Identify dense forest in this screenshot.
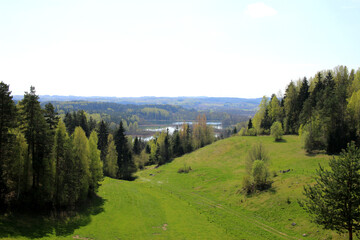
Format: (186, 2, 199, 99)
(41, 101, 252, 131)
(0, 82, 216, 211)
(242, 65, 360, 154)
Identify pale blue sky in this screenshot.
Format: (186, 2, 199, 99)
(1, 0, 359, 97)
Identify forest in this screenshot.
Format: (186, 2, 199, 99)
(0, 83, 217, 211)
(241, 65, 360, 154)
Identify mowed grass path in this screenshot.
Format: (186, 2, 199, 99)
(1, 136, 347, 239)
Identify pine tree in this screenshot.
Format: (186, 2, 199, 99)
(247, 118, 253, 129)
(19, 86, 52, 197)
(78, 110, 89, 137)
(0, 81, 17, 207)
(44, 103, 59, 131)
(302, 142, 360, 240)
(97, 120, 109, 163)
(133, 136, 141, 155)
(172, 129, 183, 157)
(115, 122, 136, 180)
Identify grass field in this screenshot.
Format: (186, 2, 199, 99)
(0, 135, 347, 239)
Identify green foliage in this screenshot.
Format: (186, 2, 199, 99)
(88, 131, 103, 192)
(72, 127, 91, 202)
(243, 142, 271, 194)
(0, 81, 18, 207)
(302, 142, 360, 239)
(97, 120, 109, 163)
(245, 142, 269, 173)
(270, 121, 283, 141)
(251, 160, 271, 190)
(104, 134, 118, 178)
(115, 122, 136, 180)
(252, 96, 268, 134)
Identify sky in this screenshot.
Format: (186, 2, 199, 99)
(1, 0, 360, 98)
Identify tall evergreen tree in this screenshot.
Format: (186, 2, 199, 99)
(172, 129, 183, 157)
(97, 120, 109, 163)
(44, 103, 59, 131)
(78, 110, 89, 137)
(0, 81, 17, 208)
(133, 136, 141, 155)
(247, 118, 253, 129)
(19, 86, 52, 198)
(114, 122, 136, 180)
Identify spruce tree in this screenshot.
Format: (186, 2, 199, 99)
(19, 86, 52, 197)
(115, 122, 136, 180)
(97, 120, 109, 163)
(133, 136, 141, 155)
(0, 81, 17, 207)
(44, 103, 59, 131)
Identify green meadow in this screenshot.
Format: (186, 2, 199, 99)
(0, 135, 346, 239)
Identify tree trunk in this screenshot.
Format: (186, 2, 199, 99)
(349, 226, 352, 240)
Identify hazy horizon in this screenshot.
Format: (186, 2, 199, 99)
(1, 1, 359, 98)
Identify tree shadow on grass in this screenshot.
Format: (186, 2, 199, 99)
(274, 139, 287, 143)
(0, 194, 105, 239)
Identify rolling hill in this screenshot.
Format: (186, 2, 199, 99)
(1, 135, 344, 240)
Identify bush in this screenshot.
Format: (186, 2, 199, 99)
(270, 121, 283, 141)
(242, 143, 272, 194)
(242, 175, 254, 194)
(177, 164, 192, 173)
(247, 128, 257, 136)
(252, 160, 271, 190)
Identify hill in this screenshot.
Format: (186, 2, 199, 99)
(0, 135, 344, 239)
(12, 96, 261, 111)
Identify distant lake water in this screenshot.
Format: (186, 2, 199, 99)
(143, 121, 222, 141)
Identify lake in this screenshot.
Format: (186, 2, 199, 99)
(142, 121, 222, 141)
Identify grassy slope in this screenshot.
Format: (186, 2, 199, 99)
(1, 136, 346, 239)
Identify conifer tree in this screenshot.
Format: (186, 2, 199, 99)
(19, 86, 52, 197)
(247, 118, 253, 129)
(115, 122, 136, 180)
(44, 103, 59, 131)
(97, 120, 109, 163)
(302, 142, 360, 240)
(0, 81, 17, 207)
(133, 136, 141, 155)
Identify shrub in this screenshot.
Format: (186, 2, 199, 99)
(177, 164, 192, 173)
(270, 121, 283, 141)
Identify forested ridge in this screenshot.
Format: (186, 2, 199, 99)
(243, 65, 360, 154)
(0, 82, 217, 211)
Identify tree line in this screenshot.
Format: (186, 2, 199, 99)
(0, 83, 133, 211)
(0, 82, 218, 211)
(242, 65, 360, 154)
